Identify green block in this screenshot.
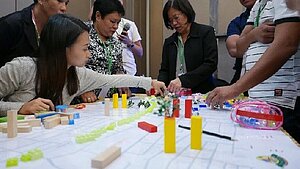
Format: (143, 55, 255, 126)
(106, 122, 116, 130)
(20, 154, 31, 162)
(76, 135, 90, 144)
(6, 157, 18, 168)
(0, 115, 25, 123)
(90, 131, 102, 138)
(117, 119, 126, 126)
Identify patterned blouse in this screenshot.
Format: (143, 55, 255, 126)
(85, 21, 124, 75)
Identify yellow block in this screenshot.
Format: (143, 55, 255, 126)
(191, 116, 202, 150)
(164, 117, 176, 153)
(113, 93, 118, 108)
(122, 94, 127, 108)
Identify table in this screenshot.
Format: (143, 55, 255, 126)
(0, 97, 299, 169)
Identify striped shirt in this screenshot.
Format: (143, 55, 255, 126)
(245, 0, 300, 109)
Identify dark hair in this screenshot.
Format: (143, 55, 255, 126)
(163, 0, 195, 29)
(91, 0, 125, 22)
(35, 14, 89, 105)
(34, 0, 37, 3)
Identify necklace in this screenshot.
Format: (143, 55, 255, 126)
(31, 10, 40, 46)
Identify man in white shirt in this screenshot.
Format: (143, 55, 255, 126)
(115, 17, 143, 75)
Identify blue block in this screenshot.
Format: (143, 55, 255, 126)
(56, 105, 68, 112)
(69, 119, 75, 125)
(199, 104, 207, 108)
(73, 113, 80, 119)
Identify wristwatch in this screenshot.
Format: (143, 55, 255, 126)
(127, 42, 134, 48)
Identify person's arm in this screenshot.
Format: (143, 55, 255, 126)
(236, 22, 276, 57)
(235, 25, 255, 57)
(77, 68, 166, 95)
(0, 58, 54, 116)
(226, 35, 241, 58)
(233, 21, 300, 94)
(226, 18, 243, 58)
(0, 58, 27, 115)
(117, 31, 143, 57)
(130, 40, 143, 58)
(129, 23, 143, 57)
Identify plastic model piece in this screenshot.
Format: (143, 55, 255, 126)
(6, 157, 18, 167)
(138, 121, 157, 133)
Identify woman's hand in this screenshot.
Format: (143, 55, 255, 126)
(80, 91, 97, 103)
(151, 80, 167, 96)
(168, 78, 182, 93)
(118, 87, 132, 97)
(19, 98, 54, 115)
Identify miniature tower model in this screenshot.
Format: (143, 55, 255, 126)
(164, 117, 176, 153)
(122, 94, 127, 108)
(113, 93, 118, 108)
(185, 99, 192, 118)
(7, 110, 17, 138)
(104, 98, 110, 116)
(191, 115, 202, 150)
(172, 98, 180, 118)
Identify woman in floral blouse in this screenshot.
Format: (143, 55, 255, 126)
(77, 0, 127, 103)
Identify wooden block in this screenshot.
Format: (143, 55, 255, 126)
(43, 114, 60, 122)
(2, 125, 32, 133)
(91, 146, 121, 169)
(172, 98, 180, 118)
(121, 94, 127, 108)
(18, 119, 41, 127)
(59, 113, 74, 120)
(191, 116, 202, 150)
(17, 126, 32, 133)
(164, 117, 176, 153)
(112, 93, 118, 108)
(60, 117, 69, 125)
(185, 99, 192, 118)
(44, 117, 61, 129)
(104, 98, 110, 116)
(7, 110, 17, 138)
(138, 121, 157, 133)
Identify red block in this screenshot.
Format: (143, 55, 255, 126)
(172, 98, 180, 118)
(150, 88, 155, 95)
(185, 99, 192, 118)
(138, 121, 157, 133)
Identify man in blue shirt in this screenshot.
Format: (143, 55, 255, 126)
(226, 0, 256, 84)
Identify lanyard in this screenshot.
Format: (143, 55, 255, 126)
(103, 43, 113, 74)
(254, 0, 268, 27)
(177, 36, 185, 66)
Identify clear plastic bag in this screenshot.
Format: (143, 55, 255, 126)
(231, 100, 283, 130)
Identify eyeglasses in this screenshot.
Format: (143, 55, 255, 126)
(57, 0, 69, 5)
(168, 13, 183, 24)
